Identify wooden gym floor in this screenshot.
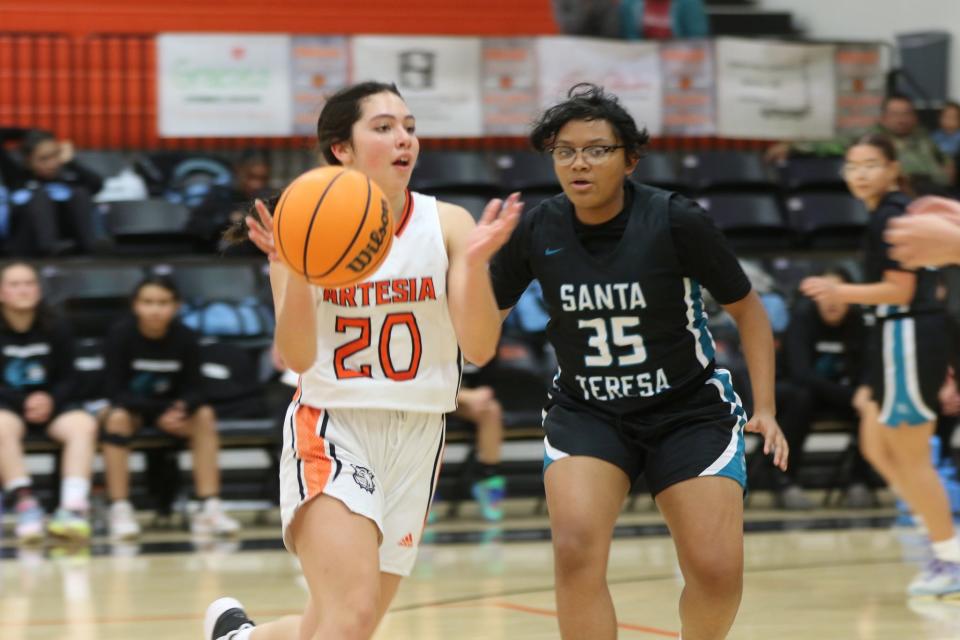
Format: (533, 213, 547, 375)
(1, 499, 959, 640)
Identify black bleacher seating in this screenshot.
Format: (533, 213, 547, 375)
(785, 192, 869, 249)
(166, 263, 262, 302)
(682, 151, 778, 192)
(43, 264, 146, 338)
(442, 194, 491, 221)
(101, 199, 193, 255)
(632, 152, 686, 191)
(697, 193, 791, 250)
(497, 150, 558, 193)
(780, 156, 846, 192)
(73, 150, 132, 180)
(410, 151, 500, 196)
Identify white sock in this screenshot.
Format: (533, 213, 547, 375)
(5, 476, 31, 493)
(932, 537, 960, 563)
(61, 476, 90, 512)
(234, 627, 254, 640)
(203, 497, 222, 513)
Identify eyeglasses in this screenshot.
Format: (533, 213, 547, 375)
(548, 145, 625, 165)
(841, 162, 889, 177)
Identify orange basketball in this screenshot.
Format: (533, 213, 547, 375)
(273, 166, 394, 287)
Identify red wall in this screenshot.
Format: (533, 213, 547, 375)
(0, 2, 765, 151)
(0, 1, 558, 35)
(0, 1, 558, 149)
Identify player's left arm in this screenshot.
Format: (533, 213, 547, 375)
(724, 291, 788, 471)
(440, 194, 523, 366)
(669, 195, 787, 470)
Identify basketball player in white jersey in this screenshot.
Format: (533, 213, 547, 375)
(204, 82, 522, 640)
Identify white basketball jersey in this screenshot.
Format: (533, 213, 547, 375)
(298, 191, 462, 413)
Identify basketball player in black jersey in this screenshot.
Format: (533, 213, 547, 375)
(490, 84, 787, 640)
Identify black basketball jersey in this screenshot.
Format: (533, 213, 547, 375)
(864, 191, 944, 319)
(491, 179, 751, 416)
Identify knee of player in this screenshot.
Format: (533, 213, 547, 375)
(103, 408, 135, 436)
(552, 526, 607, 572)
(0, 410, 25, 438)
(63, 411, 98, 439)
(684, 551, 743, 594)
(324, 598, 379, 639)
(479, 398, 503, 423)
(193, 405, 217, 427)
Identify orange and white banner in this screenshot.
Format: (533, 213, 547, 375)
(660, 40, 716, 136)
(290, 36, 350, 137)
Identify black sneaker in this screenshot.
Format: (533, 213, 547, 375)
(204, 597, 256, 640)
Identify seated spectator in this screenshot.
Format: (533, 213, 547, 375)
(100, 276, 239, 540)
(552, 0, 708, 39)
(766, 95, 954, 195)
(769, 267, 873, 509)
(453, 385, 506, 522)
(0, 262, 98, 542)
(0, 128, 106, 256)
(933, 101, 960, 176)
(187, 150, 271, 254)
(877, 94, 955, 193)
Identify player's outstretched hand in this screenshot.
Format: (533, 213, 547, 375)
(466, 192, 524, 265)
(745, 412, 788, 471)
(799, 276, 840, 306)
(884, 196, 960, 268)
(246, 198, 279, 262)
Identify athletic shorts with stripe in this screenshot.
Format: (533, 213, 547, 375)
(279, 403, 445, 576)
(866, 314, 948, 428)
(543, 368, 747, 496)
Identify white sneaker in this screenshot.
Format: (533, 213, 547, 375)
(191, 500, 241, 537)
(14, 497, 46, 544)
(109, 501, 141, 540)
(204, 597, 255, 640)
(907, 558, 960, 597)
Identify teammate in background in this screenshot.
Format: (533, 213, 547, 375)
(0, 262, 97, 542)
(801, 133, 958, 596)
(204, 81, 521, 640)
(101, 276, 240, 540)
(489, 84, 786, 640)
(455, 384, 506, 521)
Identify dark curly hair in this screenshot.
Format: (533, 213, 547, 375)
(530, 83, 649, 160)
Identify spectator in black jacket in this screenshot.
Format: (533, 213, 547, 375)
(0, 262, 97, 542)
(771, 267, 874, 509)
(101, 275, 239, 540)
(0, 128, 106, 256)
(187, 149, 272, 254)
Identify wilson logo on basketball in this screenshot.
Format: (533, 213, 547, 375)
(346, 197, 391, 274)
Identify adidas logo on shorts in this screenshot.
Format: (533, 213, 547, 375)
(398, 533, 414, 547)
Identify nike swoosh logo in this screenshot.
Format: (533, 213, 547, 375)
(545, 248, 563, 256)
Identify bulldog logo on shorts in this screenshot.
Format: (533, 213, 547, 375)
(352, 465, 376, 494)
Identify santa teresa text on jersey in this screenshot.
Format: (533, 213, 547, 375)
(560, 281, 671, 402)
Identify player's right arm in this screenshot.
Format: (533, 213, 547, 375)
(247, 199, 318, 373)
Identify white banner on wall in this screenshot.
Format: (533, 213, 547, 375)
(536, 37, 663, 136)
(158, 34, 293, 137)
(352, 36, 484, 137)
(716, 38, 837, 140)
(290, 36, 350, 137)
